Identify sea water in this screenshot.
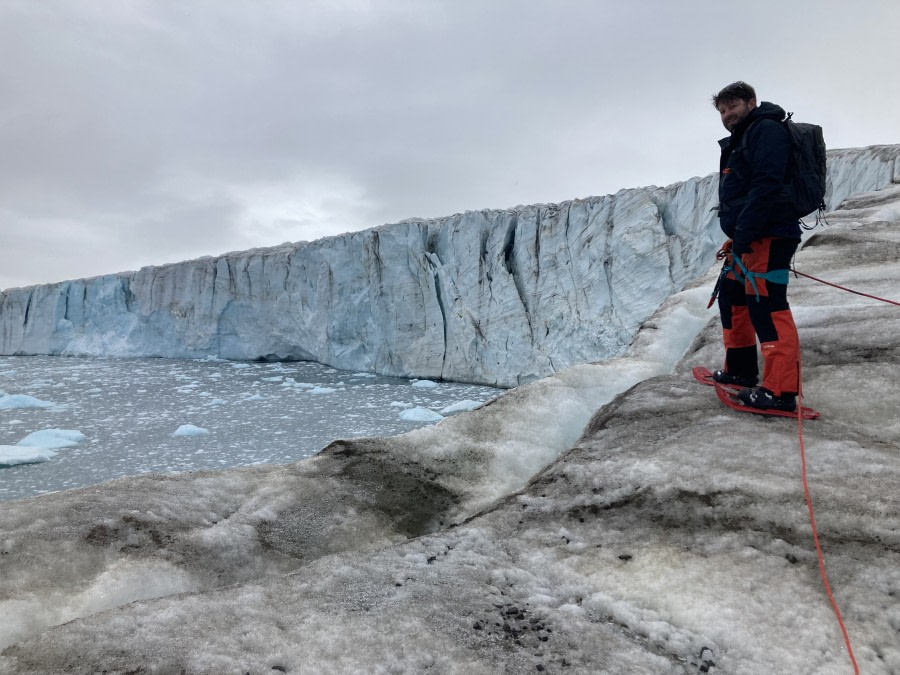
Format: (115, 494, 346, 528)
(0, 356, 501, 501)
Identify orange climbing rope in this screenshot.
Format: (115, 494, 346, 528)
(790, 262, 900, 672)
(793, 267, 900, 307)
(796, 365, 859, 673)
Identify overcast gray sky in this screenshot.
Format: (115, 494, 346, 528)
(2, 0, 898, 290)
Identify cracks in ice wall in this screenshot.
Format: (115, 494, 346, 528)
(534, 207, 543, 287)
(430, 259, 449, 376)
(371, 230, 385, 291)
(501, 214, 535, 342)
(561, 202, 583, 322)
(120, 278, 135, 315)
(22, 293, 32, 331)
(422, 226, 450, 377)
(647, 193, 678, 285)
(602, 203, 617, 319)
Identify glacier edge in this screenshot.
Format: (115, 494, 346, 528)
(1, 145, 898, 387)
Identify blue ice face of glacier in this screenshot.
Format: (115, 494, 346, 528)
(3, 146, 897, 389)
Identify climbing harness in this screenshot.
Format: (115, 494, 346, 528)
(706, 245, 790, 307)
(708, 251, 900, 309)
(731, 254, 789, 301)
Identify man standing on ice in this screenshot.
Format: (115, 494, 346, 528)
(710, 81, 802, 412)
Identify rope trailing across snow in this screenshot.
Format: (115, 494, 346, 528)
(793, 268, 900, 306)
(795, 361, 859, 673)
(788, 263, 900, 672)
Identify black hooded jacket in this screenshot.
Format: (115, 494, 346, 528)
(718, 101, 801, 254)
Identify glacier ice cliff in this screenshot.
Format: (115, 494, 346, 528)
(1, 145, 898, 387)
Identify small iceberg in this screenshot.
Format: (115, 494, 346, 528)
(17, 429, 86, 449)
(399, 407, 444, 423)
(0, 393, 56, 410)
(173, 424, 210, 437)
(0, 445, 57, 467)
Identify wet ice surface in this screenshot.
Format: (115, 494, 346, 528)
(0, 356, 500, 501)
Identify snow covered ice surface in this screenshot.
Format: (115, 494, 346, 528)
(0, 359, 499, 501)
(0, 183, 899, 673)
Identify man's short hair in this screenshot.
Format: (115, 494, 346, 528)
(712, 81, 756, 108)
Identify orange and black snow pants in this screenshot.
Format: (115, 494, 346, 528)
(717, 237, 801, 396)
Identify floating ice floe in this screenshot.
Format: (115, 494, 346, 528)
(0, 445, 57, 466)
(281, 378, 316, 389)
(0, 393, 56, 410)
(399, 407, 444, 422)
(17, 429, 86, 449)
(172, 425, 209, 437)
(411, 380, 439, 389)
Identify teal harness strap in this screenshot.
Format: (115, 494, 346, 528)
(757, 269, 790, 284)
(731, 256, 790, 301)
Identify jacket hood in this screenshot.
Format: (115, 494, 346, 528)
(734, 101, 785, 134)
(749, 101, 786, 123)
(720, 101, 786, 147)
